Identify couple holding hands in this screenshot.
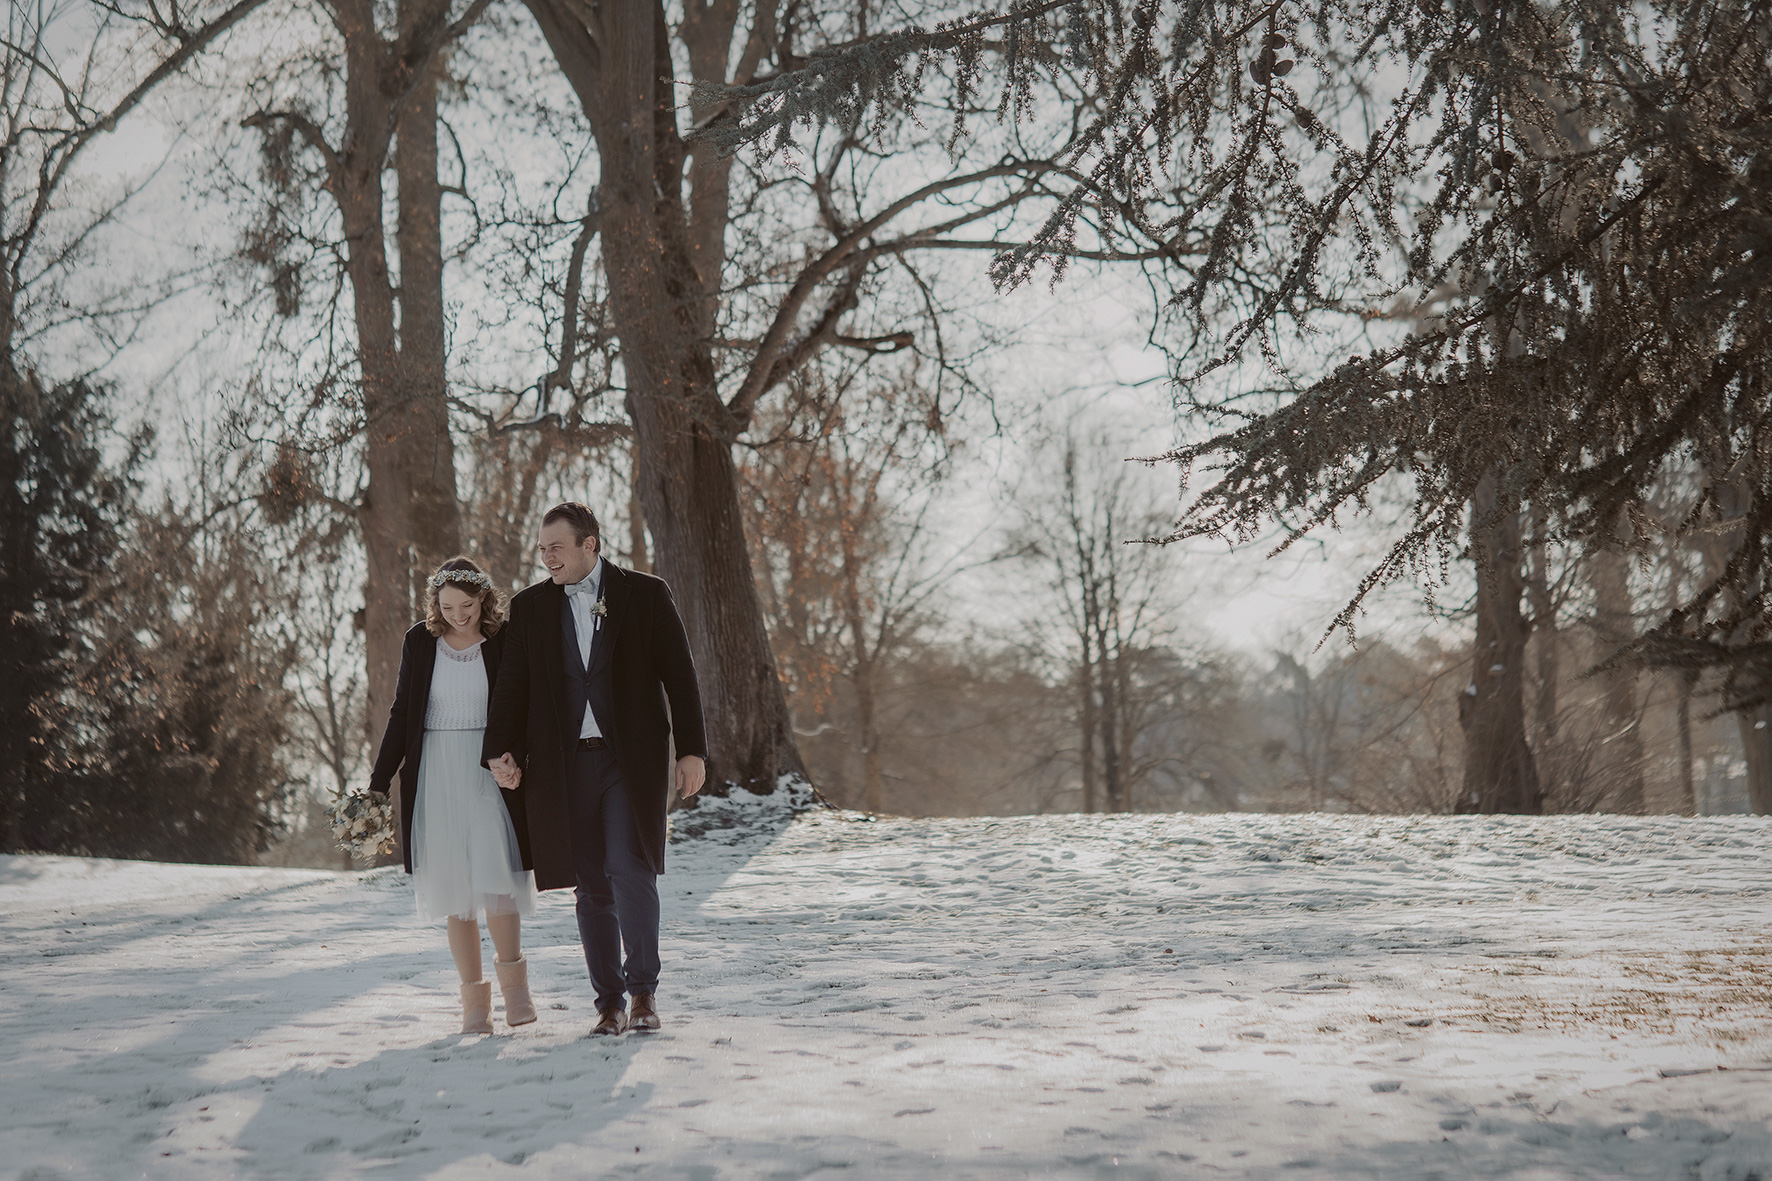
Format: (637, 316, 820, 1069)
(368, 501, 708, 1038)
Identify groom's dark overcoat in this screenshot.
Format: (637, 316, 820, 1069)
(482, 563, 707, 889)
(369, 623, 531, 875)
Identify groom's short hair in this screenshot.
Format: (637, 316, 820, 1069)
(543, 501, 601, 548)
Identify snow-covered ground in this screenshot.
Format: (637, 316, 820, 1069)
(3, 803, 1770, 1179)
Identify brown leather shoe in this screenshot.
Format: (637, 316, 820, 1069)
(591, 1005, 627, 1036)
(628, 992, 660, 1032)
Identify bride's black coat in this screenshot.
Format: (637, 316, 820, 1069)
(368, 622, 532, 875)
(482, 564, 707, 890)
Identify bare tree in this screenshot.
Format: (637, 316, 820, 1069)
(504, 0, 1202, 790)
(711, 1, 1772, 813)
(1256, 639, 1464, 814)
(1013, 429, 1190, 813)
(237, 0, 493, 744)
(742, 365, 967, 811)
(0, 0, 272, 370)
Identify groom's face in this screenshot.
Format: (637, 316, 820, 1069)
(538, 519, 599, 585)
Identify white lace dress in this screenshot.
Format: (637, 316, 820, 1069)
(408, 636, 536, 921)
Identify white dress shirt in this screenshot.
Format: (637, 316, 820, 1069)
(566, 558, 604, 739)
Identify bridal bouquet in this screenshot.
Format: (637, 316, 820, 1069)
(329, 791, 397, 860)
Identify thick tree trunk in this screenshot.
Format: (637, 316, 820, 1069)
(330, 0, 462, 748)
(626, 397, 803, 789)
(339, 187, 411, 752)
(392, 4, 464, 595)
(1589, 536, 1645, 812)
(1457, 475, 1542, 814)
(626, 442, 651, 573)
(521, 0, 803, 791)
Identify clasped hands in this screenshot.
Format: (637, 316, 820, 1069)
(489, 753, 522, 790)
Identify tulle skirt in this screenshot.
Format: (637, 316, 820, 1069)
(410, 728, 535, 922)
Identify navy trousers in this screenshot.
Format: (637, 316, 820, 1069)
(564, 746, 660, 1011)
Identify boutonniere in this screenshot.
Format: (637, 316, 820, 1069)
(589, 599, 608, 619)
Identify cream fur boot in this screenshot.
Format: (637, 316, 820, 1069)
(495, 955, 537, 1027)
(460, 980, 493, 1035)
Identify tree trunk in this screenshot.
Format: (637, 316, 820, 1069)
(1457, 474, 1542, 813)
(1097, 636, 1123, 812)
(392, 0, 464, 595)
(1678, 671, 1697, 814)
(1740, 703, 1772, 814)
(1078, 646, 1097, 814)
(1666, 542, 1697, 814)
(1526, 503, 1559, 744)
(336, 147, 408, 752)
(1589, 534, 1645, 811)
(627, 398, 804, 789)
(627, 441, 651, 573)
(322, 0, 463, 752)
(523, 0, 803, 791)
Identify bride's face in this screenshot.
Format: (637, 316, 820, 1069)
(438, 585, 483, 635)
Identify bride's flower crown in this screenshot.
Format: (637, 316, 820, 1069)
(429, 568, 493, 591)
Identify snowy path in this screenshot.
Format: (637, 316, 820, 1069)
(2, 807, 1770, 1179)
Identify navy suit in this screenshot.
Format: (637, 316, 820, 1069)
(561, 587, 658, 1007)
(484, 563, 707, 1012)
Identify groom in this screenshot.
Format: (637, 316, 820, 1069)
(483, 501, 707, 1035)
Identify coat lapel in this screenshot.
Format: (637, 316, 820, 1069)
(408, 630, 438, 751)
(590, 561, 628, 678)
(481, 633, 501, 693)
(537, 580, 569, 723)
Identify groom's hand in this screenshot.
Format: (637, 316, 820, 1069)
(490, 752, 521, 790)
(675, 755, 706, 799)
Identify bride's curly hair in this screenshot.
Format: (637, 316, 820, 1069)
(423, 556, 507, 638)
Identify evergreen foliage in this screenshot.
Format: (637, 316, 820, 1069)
(63, 507, 300, 864)
(0, 371, 138, 851)
(0, 369, 297, 862)
(710, 0, 1772, 679)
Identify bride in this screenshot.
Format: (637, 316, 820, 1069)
(369, 557, 539, 1034)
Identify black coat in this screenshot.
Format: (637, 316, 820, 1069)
(368, 623, 532, 875)
(482, 563, 707, 888)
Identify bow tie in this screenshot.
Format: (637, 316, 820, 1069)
(565, 577, 599, 599)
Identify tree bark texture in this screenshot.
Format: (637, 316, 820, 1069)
(326, 0, 463, 750)
(1457, 476, 1542, 814)
(523, 0, 802, 790)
